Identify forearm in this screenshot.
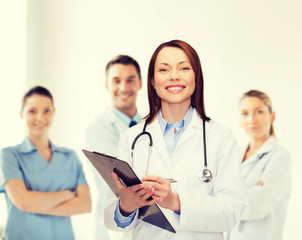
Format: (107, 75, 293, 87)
(5, 179, 75, 213)
(21, 190, 75, 213)
(41, 185, 91, 216)
(240, 184, 288, 220)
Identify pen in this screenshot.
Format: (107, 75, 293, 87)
(165, 178, 178, 183)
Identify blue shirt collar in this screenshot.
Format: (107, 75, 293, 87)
(18, 136, 69, 154)
(18, 136, 37, 153)
(158, 106, 194, 134)
(111, 106, 140, 126)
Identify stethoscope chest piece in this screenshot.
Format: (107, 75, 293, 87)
(199, 168, 213, 183)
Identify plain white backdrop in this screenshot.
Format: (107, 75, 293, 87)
(1, 1, 301, 239)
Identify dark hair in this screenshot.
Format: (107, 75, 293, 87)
(145, 39, 210, 123)
(21, 86, 54, 111)
(240, 89, 275, 136)
(105, 55, 141, 80)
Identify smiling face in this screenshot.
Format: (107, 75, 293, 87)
(21, 94, 55, 138)
(106, 64, 142, 117)
(152, 47, 195, 109)
(239, 96, 275, 141)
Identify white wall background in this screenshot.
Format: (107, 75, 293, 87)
(1, 0, 301, 239)
(0, 0, 26, 234)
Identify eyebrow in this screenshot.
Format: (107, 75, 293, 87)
(27, 105, 53, 109)
(241, 106, 265, 111)
(128, 75, 137, 78)
(254, 106, 265, 110)
(157, 61, 191, 67)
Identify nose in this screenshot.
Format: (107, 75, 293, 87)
(247, 113, 256, 123)
(36, 112, 44, 121)
(119, 81, 128, 92)
(170, 69, 179, 81)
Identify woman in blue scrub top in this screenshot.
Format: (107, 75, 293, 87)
(227, 90, 291, 240)
(0, 86, 91, 240)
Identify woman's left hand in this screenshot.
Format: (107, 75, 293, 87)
(142, 175, 180, 213)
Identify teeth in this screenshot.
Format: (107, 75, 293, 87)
(167, 86, 183, 91)
(35, 124, 46, 129)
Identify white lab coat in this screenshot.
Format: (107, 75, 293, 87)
(84, 107, 131, 240)
(104, 110, 246, 240)
(227, 136, 291, 240)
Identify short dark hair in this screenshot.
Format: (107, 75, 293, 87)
(145, 39, 210, 123)
(105, 55, 141, 80)
(21, 86, 54, 111)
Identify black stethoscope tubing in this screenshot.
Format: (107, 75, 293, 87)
(131, 117, 212, 183)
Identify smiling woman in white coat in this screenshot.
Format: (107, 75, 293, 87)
(227, 90, 292, 240)
(104, 40, 246, 240)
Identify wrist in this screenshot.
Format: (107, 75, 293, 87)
(171, 193, 180, 213)
(119, 202, 135, 217)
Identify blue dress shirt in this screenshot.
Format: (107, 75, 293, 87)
(111, 106, 141, 127)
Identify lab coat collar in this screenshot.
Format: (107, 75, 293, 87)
(190, 109, 207, 129)
(242, 136, 277, 163)
(145, 108, 204, 131)
(255, 136, 277, 157)
(104, 107, 119, 124)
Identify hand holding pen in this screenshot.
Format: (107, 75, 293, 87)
(141, 175, 180, 213)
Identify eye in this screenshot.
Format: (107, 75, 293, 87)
(241, 112, 248, 116)
(127, 78, 135, 83)
(158, 68, 168, 72)
(28, 109, 36, 114)
(256, 110, 263, 114)
(180, 66, 191, 71)
(112, 79, 120, 84)
(44, 109, 52, 114)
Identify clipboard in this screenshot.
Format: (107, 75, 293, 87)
(82, 149, 176, 233)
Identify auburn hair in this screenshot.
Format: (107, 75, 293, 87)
(145, 39, 210, 123)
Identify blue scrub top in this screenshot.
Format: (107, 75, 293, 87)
(0, 137, 87, 240)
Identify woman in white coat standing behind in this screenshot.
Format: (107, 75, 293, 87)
(227, 90, 291, 240)
(104, 40, 246, 240)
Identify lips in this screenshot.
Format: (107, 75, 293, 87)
(249, 126, 259, 131)
(34, 123, 47, 130)
(117, 92, 133, 101)
(166, 85, 185, 93)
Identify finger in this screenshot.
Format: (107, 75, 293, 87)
(144, 196, 159, 206)
(133, 186, 149, 198)
(142, 175, 161, 183)
(110, 172, 126, 190)
(141, 181, 165, 191)
(129, 183, 145, 193)
(256, 180, 264, 186)
(139, 187, 155, 201)
(142, 175, 167, 184)
(141, 180, 156, 188)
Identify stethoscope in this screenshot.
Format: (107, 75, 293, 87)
(130, 118, 213, 183)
